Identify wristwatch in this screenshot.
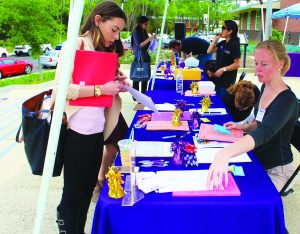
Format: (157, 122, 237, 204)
(222, 67, 227, 72)
(94, 85, 102, 97)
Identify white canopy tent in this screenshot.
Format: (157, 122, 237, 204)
(272, 3, 300, 43)
(33, 0, 170, 232)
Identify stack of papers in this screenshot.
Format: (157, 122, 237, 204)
(189, 108, 227, 115)
(144, 103, 176, 111)
(135, 141, 173, 157)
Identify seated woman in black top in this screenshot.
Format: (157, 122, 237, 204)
(222, 80, 260, 122)
(207, 40, 299, 192)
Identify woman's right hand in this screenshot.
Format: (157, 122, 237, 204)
(100, 81, 121, 96)
(224, 121, 243, 130)
(149, 34, 157, 41)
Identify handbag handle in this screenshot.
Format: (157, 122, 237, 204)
(137, 46, 144, 63)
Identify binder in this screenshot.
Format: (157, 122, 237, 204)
(69, 50, 117, 107)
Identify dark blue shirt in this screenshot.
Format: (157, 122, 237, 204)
(181, 37, 209, 55)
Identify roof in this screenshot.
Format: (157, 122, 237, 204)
(230, 1, 280, 14)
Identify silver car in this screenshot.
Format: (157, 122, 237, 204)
(40, 50, 60, 68)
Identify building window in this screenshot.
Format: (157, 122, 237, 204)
(240, 13, 244, 30)
(247, 12, 251, 30)
(255, 10, 261, 30)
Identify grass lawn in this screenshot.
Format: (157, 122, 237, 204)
(0, 71, 55, 88)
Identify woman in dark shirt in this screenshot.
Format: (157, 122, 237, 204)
(131, 16, 156, 95)
(222, 80, 260, 122)
(207, 40, 299, 192)
(207, 20, 241, 98)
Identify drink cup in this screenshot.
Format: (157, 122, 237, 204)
(118, 139, 136, 168)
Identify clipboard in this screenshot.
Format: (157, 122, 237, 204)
(69, 50, 117, 107)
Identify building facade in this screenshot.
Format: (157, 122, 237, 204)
(231, 0, 300, 45)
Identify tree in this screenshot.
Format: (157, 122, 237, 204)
(0, 0, 64, 55)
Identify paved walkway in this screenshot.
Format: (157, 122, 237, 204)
(0, 67, 299, 233)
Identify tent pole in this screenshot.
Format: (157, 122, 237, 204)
(33, 0, 85, 233)
(150, 0, 169, 90)
(282, 16, 289, 44)
(260, 3, 265, 40)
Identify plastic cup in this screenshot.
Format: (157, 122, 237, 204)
(118, 139, 136, 168)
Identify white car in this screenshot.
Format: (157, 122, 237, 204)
(14, 45, 32, 56)
(41, 44, 53, 53)
(40, 50, 60, 68)
(0, 48, 8, 57)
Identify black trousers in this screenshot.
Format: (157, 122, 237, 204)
(57, 129, 103, 233)
(133, 81, 148, 96)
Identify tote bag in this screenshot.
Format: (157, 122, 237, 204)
(16, 90, 66, 176)
(130, 48, 151, 81)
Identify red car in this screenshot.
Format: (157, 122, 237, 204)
(0, 58, 33, 79)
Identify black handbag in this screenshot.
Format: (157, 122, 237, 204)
(130, 48, 151, 81)
(16, 89, 66, 177)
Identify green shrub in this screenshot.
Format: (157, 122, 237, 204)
(271, 28, 283, 42)
(0, 71, 55, 87)
(120, 49, 173, 65)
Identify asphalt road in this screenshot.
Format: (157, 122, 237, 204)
(9, 54, 54, 73)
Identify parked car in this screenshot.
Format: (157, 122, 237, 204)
(14, 45, 32, 56)
(41, 44, 53, 53)
(55, 44, 63, 50)
(40, 50, 60, 68)
(0, 58, 33, 79)
(121, 37, 131, 50)
(0, 48, 8, 57)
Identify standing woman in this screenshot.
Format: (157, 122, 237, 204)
(207, 40, 299, 192)
(53, 2, 127, 233)
(207, 20, 241, 98)
(131, 16, 156, 95)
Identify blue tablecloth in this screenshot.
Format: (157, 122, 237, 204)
(92, 91, 286, 234)
(286, 52, 300, 77)
(148, 66, 208, 91)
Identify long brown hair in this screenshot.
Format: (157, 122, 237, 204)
(80, 1, 127, 54)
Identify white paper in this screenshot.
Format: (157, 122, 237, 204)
(189, 108, 227, 115)
(196, 147, 252, 163)
(144, 103, 176, 111)
(136, 172, 162, 194)
(123, 85, 158, 113)
(135, 141, 173, 157)
(149, 39, 158, 54)
(156, 170, 212, 193)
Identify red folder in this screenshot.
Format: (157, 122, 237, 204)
(198, 123, 243, 142)
(69, 50, 117, 107)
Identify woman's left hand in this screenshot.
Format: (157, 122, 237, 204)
(214, 68, 224, 78)
(207, 152, 229, 190)
(116, 70, 127, 82)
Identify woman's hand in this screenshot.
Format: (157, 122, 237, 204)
(224, 121, 244, 130)
(207, 152, 229, 190)
(214, 68, 225, 77)
(100, 81, 122, 96)
(149, 34, 157, 41)
(116, 70, 127, 82)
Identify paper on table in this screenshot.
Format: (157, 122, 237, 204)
(173, 173, 241, 196)
(123, 85, 158, 113)
(189, 108, 227, 115)
(185, 90, 216, 97)
(151, 111, 191, 121)
(198, 123, 243, 142)
(144, 103, 176, 111)
(156, 170, 211, 193)
(192, 136, 230, 149)
(146, 121, 190, 131)
(196, 147, 252, 163)
(136, 172, 162, 194)
(135, 141, 173, 157)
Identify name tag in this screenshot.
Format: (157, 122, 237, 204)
(256, 108, 265, 122)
